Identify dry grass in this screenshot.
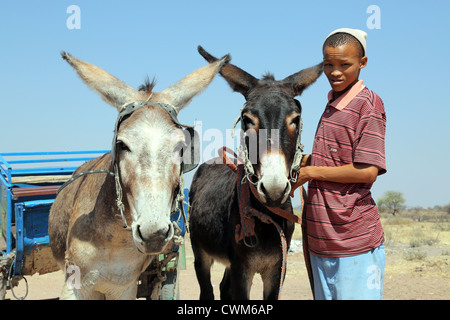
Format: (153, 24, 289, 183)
(381, 210, 450, 282)
(381, 211, 450, 248)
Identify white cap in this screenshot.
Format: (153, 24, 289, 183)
(325, 28, 367, 55)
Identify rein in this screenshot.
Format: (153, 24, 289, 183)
(219, 146, 303, 300)
(56, 166, 132, 229)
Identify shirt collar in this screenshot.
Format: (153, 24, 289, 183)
(327, 80, 365, 110)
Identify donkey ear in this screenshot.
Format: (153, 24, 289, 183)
(160, 53, 231, 113)
(280, 63, 323, 97)
(61, 51, 140, 111)
(198, 46, 259, 99)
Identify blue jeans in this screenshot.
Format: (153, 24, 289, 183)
(309, 245, 385, 300)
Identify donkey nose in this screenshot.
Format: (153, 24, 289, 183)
(134, 222, 174, 254)
(137, 223, 170, 241)
(257, 179, 291, 206)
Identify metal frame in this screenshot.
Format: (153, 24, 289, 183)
(14, 199, 55, 275)
(0, 151, 108, 255)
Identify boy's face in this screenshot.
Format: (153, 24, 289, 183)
(323, 43, 367, 93)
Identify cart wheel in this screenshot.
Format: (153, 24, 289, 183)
(0, 253, 13, 300)
(159, 269, 179, 300)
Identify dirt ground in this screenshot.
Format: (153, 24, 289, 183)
(5, 218, 449, 300)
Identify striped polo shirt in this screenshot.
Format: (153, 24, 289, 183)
(306, 80, 387, 257)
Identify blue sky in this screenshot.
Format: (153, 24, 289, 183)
(1, 1, 449, 208)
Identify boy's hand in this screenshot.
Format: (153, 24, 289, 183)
(290, 154, 312, 194)
(296, 168, 312, 187)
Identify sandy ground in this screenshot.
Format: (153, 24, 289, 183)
(5, 234, 449, 300)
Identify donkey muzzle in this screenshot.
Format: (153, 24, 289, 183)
(256, 176, 291, 206)
(132, 221, 174, 254)
(256, 152, 291, 206)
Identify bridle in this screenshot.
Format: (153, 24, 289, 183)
(231, 100, 305, 187)
(57, 99, 198, 230)
(221, 97, 306, 232)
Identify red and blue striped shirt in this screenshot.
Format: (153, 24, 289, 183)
(306, 81, 387, 257)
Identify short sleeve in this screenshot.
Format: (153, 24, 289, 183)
(353, 98, 387, 175)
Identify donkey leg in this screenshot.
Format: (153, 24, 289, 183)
(230, 263, 253, 300)
(219, 268, 232, 300)
(192, 247, 214, 300)
(262, 264, 283, 300)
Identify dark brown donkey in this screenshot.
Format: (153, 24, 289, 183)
(189, 46, 322, 299)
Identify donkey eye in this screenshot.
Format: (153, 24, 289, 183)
(174, 141, 187, 154)
(117, 140, 131, 152)
(290, 116, 300, 127)
(242, 115, 255, 128)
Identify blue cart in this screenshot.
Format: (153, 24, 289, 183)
(0, 151, 188, 300)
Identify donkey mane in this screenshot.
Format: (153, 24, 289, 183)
(257, 72, 293, 95)
(138, 76, 157, 93)
(261, 72, 276, 81)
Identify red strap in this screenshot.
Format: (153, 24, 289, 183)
(235, 164, 255, 242)
(234, 164, 287, 299)
(218, 146, 243, 173)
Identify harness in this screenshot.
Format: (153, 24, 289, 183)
(57, 100, 198, 230)
(230, 107, 305, 185)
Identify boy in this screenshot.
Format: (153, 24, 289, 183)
(297, 28, 387, 300)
